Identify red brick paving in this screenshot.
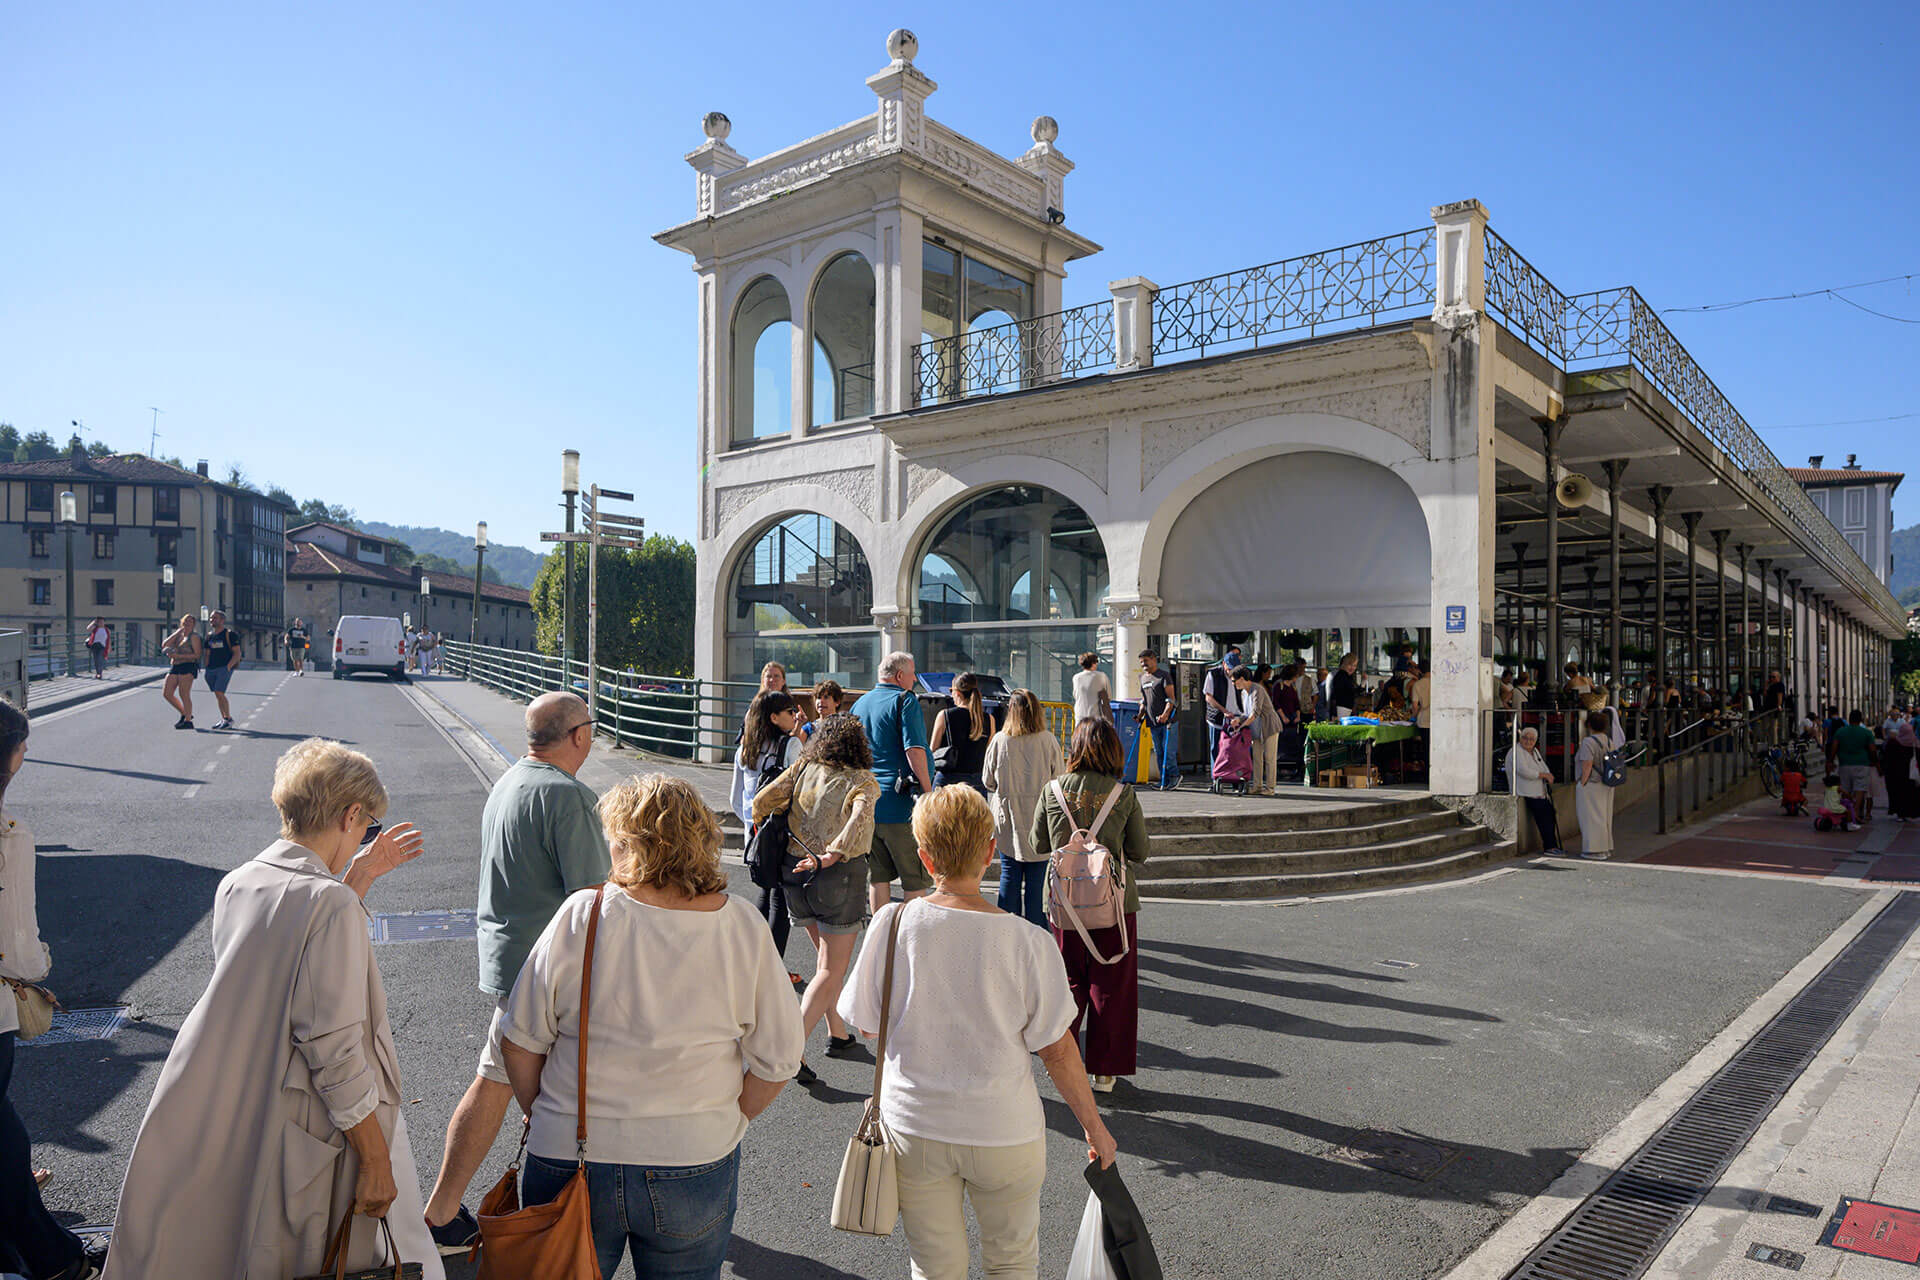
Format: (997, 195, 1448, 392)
(1633, 799, 1870, 878)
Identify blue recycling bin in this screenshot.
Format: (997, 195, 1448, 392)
(1111, 699, 1150, 784)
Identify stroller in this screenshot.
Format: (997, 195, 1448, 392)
(1211, 722, 1253, 795)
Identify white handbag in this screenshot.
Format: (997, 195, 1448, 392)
(831, 905, 906, 1235)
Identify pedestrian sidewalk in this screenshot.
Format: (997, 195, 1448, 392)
(1627, 794, 1920, 888)
(25, 663, 167, 716)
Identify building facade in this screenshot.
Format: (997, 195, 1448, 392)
(660, 31, 1907, 793)
(285, 522, 534, 660)
(0, 453, 291, 663)
(1790, 456, 1902, 588)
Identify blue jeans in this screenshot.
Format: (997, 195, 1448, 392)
(997, 853, 1048, 926)
(522, 1146, 739, 1280)
(1125, 719, 1181, 789)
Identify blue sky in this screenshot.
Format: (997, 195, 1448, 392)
(5, 1, 1916, 552)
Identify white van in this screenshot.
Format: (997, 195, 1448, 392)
(332, 615, 408, 680)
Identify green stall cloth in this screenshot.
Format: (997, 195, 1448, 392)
(1307, 723, 1417, 745)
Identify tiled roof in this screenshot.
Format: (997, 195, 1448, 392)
(0, 454, 208, 484)
(286, 544, 531, 606)
(288, 520, 361, 540)
(1786, 467, 1904, 485)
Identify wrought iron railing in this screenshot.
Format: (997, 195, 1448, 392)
(1484, 229, 1569, 362)
(1152, 228, 1435, 359)
(913, 299, 1114, 406)
(1564, 286, 1898, 618)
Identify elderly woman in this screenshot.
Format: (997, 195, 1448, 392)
(752, 714, 880, 1083)
(1505, 726, 1563, 856)
(982, 690, 1066, 926)
(839, 785, 1115, 1280)
(1031, 718, 1151, 1094)
(502, 774, 803, 1279)
(107, 739, 438, 1278)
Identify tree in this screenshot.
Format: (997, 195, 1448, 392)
(224, 464, 261, 493)
(297, 499, 355, 526)
(531, 535, 696, 676)
(22, 432, 57, 461)
(265, 486, 297, 510)
(416, 551, 501, 584)
(0, 425, 19, 457)
(87, 440, 113, 458)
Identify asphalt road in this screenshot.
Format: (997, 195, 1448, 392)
(12, 670, 1877, 1278)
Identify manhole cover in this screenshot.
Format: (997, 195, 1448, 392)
(1746, 1243, 1804, 1270)
(1820, 1196, 1920, 1265)
(369, 909, 477, 944)
(25, 1007, 129, 1046)
(1326, 1128, 1459, 1181)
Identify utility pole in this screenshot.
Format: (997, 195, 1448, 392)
(470, 522, 488, 647)
(148, 407, 164, 457)
(561, 450, 580, 680)
(60, 491, 77, 678)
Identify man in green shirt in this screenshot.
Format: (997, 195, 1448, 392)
(1832, 709, 1878, 823)
(424, 691, 610, 1249)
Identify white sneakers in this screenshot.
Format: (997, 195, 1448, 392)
(1092, 1075, 1116, 1094)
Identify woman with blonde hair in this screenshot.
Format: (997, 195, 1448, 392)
(160, 613, 201, 729)
(839, 785, 1115, 1280)
(500, 774, 803, 1279)
(928, 671, 999, 792)
(107, 738, 439, 1278)
(981, 690, 1065, 925)
(758, 661, 809, 735)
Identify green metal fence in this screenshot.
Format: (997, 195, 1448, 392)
(438, 639, 759, 759)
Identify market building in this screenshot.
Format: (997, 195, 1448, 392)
(657, 30, 1905, 797)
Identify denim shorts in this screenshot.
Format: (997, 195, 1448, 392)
(784, 855, 869, 934)
(204, 665, 233, 694)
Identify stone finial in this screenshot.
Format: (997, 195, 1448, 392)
(701, 111, 731, 142)
(886, 28, 918, 63)
(1030, 116, 1059, 145)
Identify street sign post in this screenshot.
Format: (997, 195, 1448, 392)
(540, 531, 591, 543)
(581, 483, 643, 733)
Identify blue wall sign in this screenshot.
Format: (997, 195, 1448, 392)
(1445, 606, 1467, 633)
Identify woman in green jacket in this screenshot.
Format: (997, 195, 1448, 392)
(1030, 717, 1151, 1093)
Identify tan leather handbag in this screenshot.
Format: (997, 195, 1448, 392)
(474, 885, 606, 1279)
(831, 904, 905, 1235)
(7, 978, 56, 1041)
(295, 1213, 422, 1279)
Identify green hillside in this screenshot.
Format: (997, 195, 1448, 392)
(356, 521, 544, 589)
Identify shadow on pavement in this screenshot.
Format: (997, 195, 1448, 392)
(38, 854, 224, 1005)
(1140, 952, 1503, 1024)
(30, 759, 201, 787)
(1136, 936, 1403, 983)
(1139, 982, 1455, 1045)
(726, 1235, 870, 1278)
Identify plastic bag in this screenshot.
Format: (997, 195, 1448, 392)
(1067, 1190, 1121, 1280)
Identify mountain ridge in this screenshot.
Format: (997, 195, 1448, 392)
(355, 521, 545, 589)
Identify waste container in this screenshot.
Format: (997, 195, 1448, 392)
(1112, 699, 1150, 784)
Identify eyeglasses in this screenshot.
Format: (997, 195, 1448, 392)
(361, 819, 382, 846)
(566, 720, 595, 736)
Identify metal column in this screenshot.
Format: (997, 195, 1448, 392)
(1649, 486, 1673, 745)
(1711, 529, 1729, 705)
(1736, 545, 1751, 705)
(1682, 512, 1702, 706)
(1541, 418, 1564, 688)
(1604, 460, 1627, 706)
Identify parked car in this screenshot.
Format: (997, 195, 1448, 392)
(332, 615, 408, 680)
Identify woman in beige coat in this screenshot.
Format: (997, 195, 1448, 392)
(982, 690, 1066, 927)
(106, 739, 440, 1279)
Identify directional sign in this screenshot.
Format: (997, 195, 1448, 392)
(540, 531, 591, 543)
(591, 487, 635, 502)
(596, 537, 647, 550)
(591, 512, 647, 528)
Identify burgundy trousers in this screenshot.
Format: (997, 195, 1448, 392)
(1052, 911, 1138, 1076)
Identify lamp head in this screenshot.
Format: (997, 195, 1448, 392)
(162, 564, 174, 585)
(475, 521, 489, 551)
(58, 490, 77, 524)
(561, 450, 581, 495)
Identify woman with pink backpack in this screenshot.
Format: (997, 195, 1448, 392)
(1029, 718, 1152, 1094)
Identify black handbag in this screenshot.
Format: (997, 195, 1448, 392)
(295, 1214, 423, 1280)
(744, 762, 804, 890)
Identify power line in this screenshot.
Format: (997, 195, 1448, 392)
(1660, 271, 1919, 321)
(1759, 411, 1920, 431)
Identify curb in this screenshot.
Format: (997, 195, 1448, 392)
(28, 667, 169, 716)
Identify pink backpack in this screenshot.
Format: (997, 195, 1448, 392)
(1046, 779, 1130, 964)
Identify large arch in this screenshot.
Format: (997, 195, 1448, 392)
(717, 504, 880, 688)
(1155, 450, 1432, 633)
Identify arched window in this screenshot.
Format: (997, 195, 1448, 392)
(912, 485, 1108, 702)
(730, 276, 794, 443)
(810, 253, 876, 425)
(728, 513, 877, 687)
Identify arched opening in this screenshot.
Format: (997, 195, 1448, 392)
(730, 276, 793, 443)
(913, 485, 1107, 702)
(810, 253, 876, 425)
(728, 513, 876, 686)
(1157, 449, 1431, 635)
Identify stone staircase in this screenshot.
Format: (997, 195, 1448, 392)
(1135, 795, 1511, 899)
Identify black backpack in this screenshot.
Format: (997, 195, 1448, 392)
(741, 746, 797, 889)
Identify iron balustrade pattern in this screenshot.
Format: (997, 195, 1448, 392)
(913, 299, 1114, 406)
(1483, 229, 1569, 362)
(1564, 286, 1896, 617)
(1152, 228, 1436, 359)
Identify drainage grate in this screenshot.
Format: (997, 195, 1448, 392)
(1745, 1243, 1805, 1270)
(369, 909, 477, 944)
(1508, 894, 1920, 1280)
(24, 1006, 130, 1046)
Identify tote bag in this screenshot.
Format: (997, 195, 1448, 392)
(832, 905, 906, 1235)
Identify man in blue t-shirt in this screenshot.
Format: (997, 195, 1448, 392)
(852, 651, 935, 914)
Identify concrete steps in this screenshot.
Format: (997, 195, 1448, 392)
(1140, 840, 1513, 899)
(1142, 824, 1489, 880)
(1147, 810, 1463, 858)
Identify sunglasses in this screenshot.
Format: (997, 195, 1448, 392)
(361, 819, 382, 846)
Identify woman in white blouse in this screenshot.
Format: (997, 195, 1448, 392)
(0, 704, 98, 1280)
(839, 785, 1115, 1280)
(501, 774, 803, 1280)
(981, 690, 1066, 926)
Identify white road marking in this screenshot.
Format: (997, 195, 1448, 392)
(183, 785, 201, 799)
(202, 761, 218, 773)
(217, 744, 232, 755)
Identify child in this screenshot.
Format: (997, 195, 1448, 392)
(1815, 773, 1859, 833)
(1780, 766, 1807, 817)
(800, 679, 844, 741)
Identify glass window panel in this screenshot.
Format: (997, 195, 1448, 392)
(964, 256, 1031, 329)
(811, 253, 875, 424)
(731, 514, 874, 633)
(727, 631, 879, 691)
(911, 623, 1107, 705)
(921, 243, 959, 343)
(915, 486, 1107, 624)
(729, 276, 793, 443)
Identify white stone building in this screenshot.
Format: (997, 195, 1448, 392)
(1789, 456, 1902, 588)
(657, 31, 1906, 796)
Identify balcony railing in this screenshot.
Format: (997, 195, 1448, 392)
(915, 299, 1114, 406)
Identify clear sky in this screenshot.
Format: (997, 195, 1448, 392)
(5, 1, 1916, 552)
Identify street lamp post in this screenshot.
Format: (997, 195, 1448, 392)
(470, 522, 488, 648)
(561, 450, 580, 680)
(162, 563, 175, 659)
(59, 490, 77, 678)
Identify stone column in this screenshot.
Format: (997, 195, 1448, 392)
(1110, 277, 1160, 372)
(872, 607, 910, 665)
(1102, 598, 1162, 700)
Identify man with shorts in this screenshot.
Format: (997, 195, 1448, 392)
(285, 618, 310, 675)
(1833, 709, 1878, 823)
(423, 691, 609, 1252)
(851, 650, 935, 914)
(202, 611, 243, 731)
